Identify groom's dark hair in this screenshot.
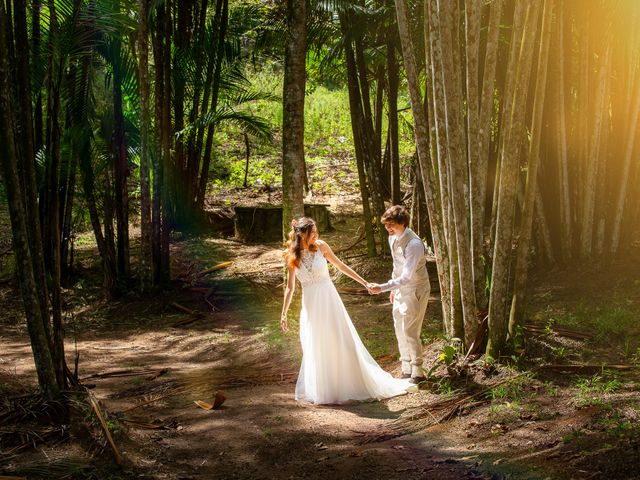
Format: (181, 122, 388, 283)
(381, 205, 410, 227)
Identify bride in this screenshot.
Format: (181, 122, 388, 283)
(280, 217, 413, 405)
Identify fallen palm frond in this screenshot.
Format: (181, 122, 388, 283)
(524, 323, 592, 339)
(119, 418, 167, 429)
(197, 261, 234, 277)
(0, 393, 66, 426)
(118, 386, 187, 414)
(4, 459, 94, 479)
(193, 391, 225, 411)
(0, 426, 64, 458)
(170, 302, 198, 316)
(81, 368, 168, 381)
(86, 390, 121, 465)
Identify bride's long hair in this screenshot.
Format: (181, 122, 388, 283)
(283, 217, 318, 268)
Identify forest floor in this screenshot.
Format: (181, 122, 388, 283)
(2, 197, 640, 480)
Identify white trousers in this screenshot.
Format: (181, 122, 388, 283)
(392, 284, 430, 377)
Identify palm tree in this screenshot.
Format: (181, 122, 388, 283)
(282, 0, 307, 237)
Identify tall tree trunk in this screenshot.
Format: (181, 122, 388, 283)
(0, 0, 60, 399)
(32, 0, 44, 153)
(342, 20, 376, 256)
(79, 137, 118, 295)
(113, 44, 130, 278)
(193, 0, 223, 205)
(425, 0, 460, 337)
(440, 0, 478, 347)
(474, 0, 501, 310)
(487, 1, 539, 358)
(60, 152, 77, 277)
(282, 0, 307, 237)
(160, 0, 173, 281)
(508, 0, 554, 338)
(103, 171, 119, 293)
(139, 0, 153, 291)
(152, 0, 165, 284)
(173, 0, 191, 226)
(185, 0, 209, 210)
(196, 0, 228, 211)
(387, 33, 401, 205)
(395, 0, 450, 332)
(555, 1, 572, 262)
(14, 0, 51, 344)
(44, 0, 66, 386)
(354, 36, 388, 254)
(580, 42, 611, 258)
(610, 56, 640, 255)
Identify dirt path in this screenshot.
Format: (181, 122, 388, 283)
(1, 244, 492, 479)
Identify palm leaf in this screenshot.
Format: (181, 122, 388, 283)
(178, 107, 273, 143)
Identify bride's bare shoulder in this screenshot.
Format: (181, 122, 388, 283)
(316, 239, 330, 250)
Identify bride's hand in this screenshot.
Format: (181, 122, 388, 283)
(280, 313, 289, 333)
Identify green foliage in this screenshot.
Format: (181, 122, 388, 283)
(553, 345, 570, 361)
(630, 346, 640, 366)
(562, 426, 586, 444)
(488, 401, 523, 425)
(595, 407, 640, 439)
(543, 381, 559, 397)
(434, 378, 458, 397)
(540, 298, 640, 343)
(304, 86, 354, 150)
(488, 372, 536, 403)
(574, 373, 622, 407)
(425, 338, 463, 379)
(472, 354, 498, 374)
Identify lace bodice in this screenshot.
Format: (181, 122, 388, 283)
(295, 248, 331, 286)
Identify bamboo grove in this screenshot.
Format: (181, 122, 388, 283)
(1, 0, 640, 398)
(391, 0, 640, 357)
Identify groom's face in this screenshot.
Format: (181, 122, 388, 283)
(384, 221, 404, 237)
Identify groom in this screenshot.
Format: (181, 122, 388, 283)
(367, 205, 430, 384)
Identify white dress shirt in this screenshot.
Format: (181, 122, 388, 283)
(379, 229, 424, 293)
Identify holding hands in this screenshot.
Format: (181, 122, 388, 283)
(366, 282, 394, 304)
(366, 283, 382, 295)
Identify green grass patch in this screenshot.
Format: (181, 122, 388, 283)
(488, 372, 537, 403)
(574, 372, 623, 407)
(488, 401, 523, 424)
(538, 298, 640, 343)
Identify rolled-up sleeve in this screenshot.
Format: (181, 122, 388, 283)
(379, 239, 424, 292)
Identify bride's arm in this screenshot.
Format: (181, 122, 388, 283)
(280, 265, 296, 332)
(318, 241, 367, 287)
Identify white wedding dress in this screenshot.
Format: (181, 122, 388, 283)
(294, 248, 413, 405)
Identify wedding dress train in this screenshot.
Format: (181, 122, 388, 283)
(294, 248, 412, 404)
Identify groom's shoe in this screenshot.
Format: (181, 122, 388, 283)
(409, 375, 426, 384)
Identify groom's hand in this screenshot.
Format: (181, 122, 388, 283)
(368, 283, 382, 294)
